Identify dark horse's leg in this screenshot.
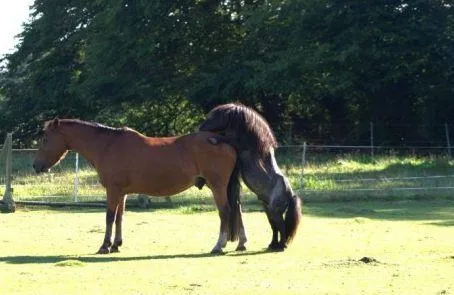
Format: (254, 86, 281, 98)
(98, 187, 124, 254)
(264, 204, 287, 251)
(111, 195, 127, 253)
(263, 175, 292, 251)
(263, 203, 279, 249)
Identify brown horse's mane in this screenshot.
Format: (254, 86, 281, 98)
(44, 119, 132, 135)
(206, 103, 278, 157)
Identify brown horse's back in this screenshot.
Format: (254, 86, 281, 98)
(99, 131, 236, 196)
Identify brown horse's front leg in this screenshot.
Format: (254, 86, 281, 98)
(97, 208, 116, 254)
(111, 195, 127, 253)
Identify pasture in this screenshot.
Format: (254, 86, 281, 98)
(1, 200, 454, 294)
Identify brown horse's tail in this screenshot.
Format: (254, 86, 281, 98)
(227, 160, 242, 242)
(285, 195, 302, 245)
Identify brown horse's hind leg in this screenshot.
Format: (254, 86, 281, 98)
(111, 195, 127, 253)
(210, 186, 231, 254)
(235, 204, 247, 251)
(97, 188, 123, 254)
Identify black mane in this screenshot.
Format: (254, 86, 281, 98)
(200, 103, 277, 158)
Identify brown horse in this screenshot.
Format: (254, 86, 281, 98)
(33, 118, 246, 254)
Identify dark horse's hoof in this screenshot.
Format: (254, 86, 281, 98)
(236, 245, 247, 251)
(267, 242, 286, 252)
(97, 247, 110, 254)
(110, 246, 120, 253)
(210, 249, 225, 255)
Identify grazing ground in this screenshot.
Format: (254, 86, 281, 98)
(1, 200, 454, 294)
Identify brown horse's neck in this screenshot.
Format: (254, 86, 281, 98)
(58, 122, 114, 168)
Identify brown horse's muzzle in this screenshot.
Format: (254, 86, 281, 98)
(32, 160, 49, 173)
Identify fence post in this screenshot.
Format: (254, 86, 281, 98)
(2, 133, 16, 213)
(301, 142, 307, 189)
(370, 121, 374, 158)
(445, 123, 451, 159)
(74, 152, 79, 202)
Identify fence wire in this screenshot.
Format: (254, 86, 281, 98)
(4, 144, 454, 203)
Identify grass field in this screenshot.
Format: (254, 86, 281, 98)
(1, 150, 454, 293)
(1, 200, 454, 294)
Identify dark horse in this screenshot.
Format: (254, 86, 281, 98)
(199, 103, 302, 251)
(33, 118, 246, 254)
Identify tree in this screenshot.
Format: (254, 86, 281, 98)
(1, 0, 453, 146)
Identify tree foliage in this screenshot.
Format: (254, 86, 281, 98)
(1, 0, 453, 146)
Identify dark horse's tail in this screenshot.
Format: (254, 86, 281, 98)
(227, 160, 242, 242)
(285, 194, 302, 245)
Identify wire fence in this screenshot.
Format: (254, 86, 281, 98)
(2, 138, 454, 206)
(278, 143, 454, 201)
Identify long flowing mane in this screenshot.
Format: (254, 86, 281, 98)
(201, 103, 278, 158)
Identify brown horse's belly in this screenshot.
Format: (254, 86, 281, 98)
(123, 172, 195, 197)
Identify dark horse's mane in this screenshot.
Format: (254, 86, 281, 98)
(202, 103, 278, 158)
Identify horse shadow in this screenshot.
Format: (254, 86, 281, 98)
(0, 249, 270, 265)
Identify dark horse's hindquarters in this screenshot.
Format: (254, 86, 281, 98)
(200, 103, 302, 251)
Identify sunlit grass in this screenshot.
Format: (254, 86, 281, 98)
(1, 201, 454, 294)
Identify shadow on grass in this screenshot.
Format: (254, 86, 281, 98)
(304, 199, 454, 226)
(13, 193, 265, 214)
(0, 249, 271, 265)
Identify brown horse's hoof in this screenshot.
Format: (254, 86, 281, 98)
(97, 247, 111, 254)
(236, 245, 246, 251)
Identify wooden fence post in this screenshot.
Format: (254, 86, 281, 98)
(370, 122, 374, 158)
(301, 142, 307, 189)
(445, 123, 451, 159)
(74, 152, 79, 202)
(2, 133, 16, 213)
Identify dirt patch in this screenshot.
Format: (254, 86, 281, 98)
(54, 259, 85, 267)
(359, 256, 379, 264)
(323, 257, 382, 268)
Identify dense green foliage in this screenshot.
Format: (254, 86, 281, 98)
(0, 0, 453, 146)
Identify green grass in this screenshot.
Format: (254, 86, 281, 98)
(2, 149, 454, 293)
(1, 200, 454, 294)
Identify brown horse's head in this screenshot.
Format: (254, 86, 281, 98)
(33, 118, 69, 173)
